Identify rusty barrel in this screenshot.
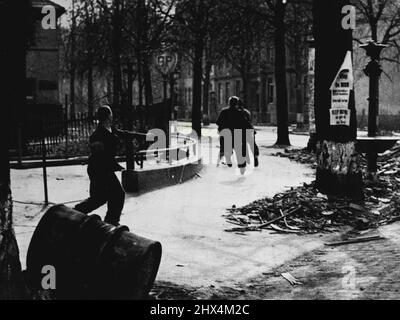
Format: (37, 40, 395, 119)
(26, 205, 162, 300)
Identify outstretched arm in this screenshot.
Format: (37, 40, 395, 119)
(113, 127, 148, 140)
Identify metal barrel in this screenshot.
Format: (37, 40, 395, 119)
(26, 205, 162, 300)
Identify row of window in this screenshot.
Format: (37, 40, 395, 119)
(215, 49, 275, 73)
(26, 78, 58, 100)
(216, 79, 275, 106)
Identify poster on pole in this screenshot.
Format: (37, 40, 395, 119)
(330, 109, 350, 126)
(330, 51, 353, 125)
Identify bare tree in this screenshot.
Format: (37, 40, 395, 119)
(354, 0, 400, 63)
(173, 0, 222, 137)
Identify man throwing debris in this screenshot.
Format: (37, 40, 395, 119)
(74, 105, 145, 225)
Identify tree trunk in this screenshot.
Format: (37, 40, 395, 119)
(70, 70, 76, 117)
(274, 1, 290, 146)
(294, 32, 304, 127)
(371, 20, 378, 42)
(87, 53, 94, 118)
(192, 37, 204, 137)
(240, 58, 249, 106)
(314, 0, 363, 199)
(136, 0, 144, 129)
(0, 0, 29, 300)
(137, 59, 144, 130)
(143, 58, 153, 107)
(202, 60, 212, 125)
(112, 0, 122, 116)
(306, 40, 317, 151)
(70, 0, 76, 118)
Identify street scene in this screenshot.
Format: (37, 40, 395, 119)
(2, 0, 400, 308)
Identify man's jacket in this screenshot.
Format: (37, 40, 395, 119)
(88, 125, 142, 174)
(216, 107, 253, 133)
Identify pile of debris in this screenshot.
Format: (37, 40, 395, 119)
(225, 181, 400, 234)
(273, 148, 317, 168)
(225, 143, 400, 234)
(274, 143, 400, 174)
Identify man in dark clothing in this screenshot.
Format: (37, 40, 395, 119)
(238, 100, 259, 167)
(216, 96, 253, 174)
(74, 105, 144, 225)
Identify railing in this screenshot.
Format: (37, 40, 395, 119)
(132, 133, 198, 170)
(13, 113, 98, 159)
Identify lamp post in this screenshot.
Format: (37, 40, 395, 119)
(360, 41, 387, 174)
(360, 41, 387, 138)
(155, 50, 178, 151)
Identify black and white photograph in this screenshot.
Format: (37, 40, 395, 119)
(1, 0, 400, 311)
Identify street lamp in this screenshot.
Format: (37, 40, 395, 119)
(154, 50, 178, 151)
(360, 41, 387, 138)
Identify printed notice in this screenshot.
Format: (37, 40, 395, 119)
(330, 109, 350, 126)
(330, 51, 353, 91)
(331, 88, 350, 109)
(330, 51, 353, 111)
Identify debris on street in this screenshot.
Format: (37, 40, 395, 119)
(274, 148, 317, 169)
(281, 273, 302, 286)
(324, 235, 385, 247)
(225, 143, 400, 234)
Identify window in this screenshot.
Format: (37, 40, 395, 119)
(268, 78, 274, 103)
(225, 82, 230, 103)
(218, 83, 223, 105)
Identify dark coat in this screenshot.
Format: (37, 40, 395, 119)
(216, 107, 253, 133)
(88, 125, 142, 175)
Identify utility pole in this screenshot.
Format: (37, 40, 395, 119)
(313, 0, 363, 199)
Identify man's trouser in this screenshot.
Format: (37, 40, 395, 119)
(246, 132, 259, 164)
(219, 130, 249, 168)
(75, 170, 125, 225)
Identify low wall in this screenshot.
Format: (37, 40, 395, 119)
(121, 158, 203, 193)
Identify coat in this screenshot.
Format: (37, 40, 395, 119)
(88, 125, 142, 175)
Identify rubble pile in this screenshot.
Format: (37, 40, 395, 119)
(274, 143, 400, 174)
(225, 144, 400, 234)
(273, 148, 317, 168)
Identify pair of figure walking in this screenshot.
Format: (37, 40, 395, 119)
(216, 96, 259, 175)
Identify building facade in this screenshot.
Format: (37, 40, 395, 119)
(176, 44, 307, 125)
(27, 0, 65, 115)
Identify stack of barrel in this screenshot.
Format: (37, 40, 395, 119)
(26, 205, 162, 300)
